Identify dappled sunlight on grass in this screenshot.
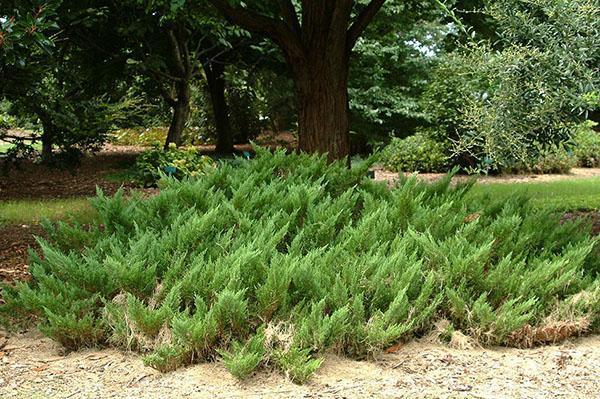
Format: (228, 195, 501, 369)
(0, 198, 95, 225)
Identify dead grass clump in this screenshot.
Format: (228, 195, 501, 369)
(507, 318, 591, 348)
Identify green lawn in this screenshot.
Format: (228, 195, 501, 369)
(469, 177, 600, 211)
(0, 198, 95, 225)
(1, 176, 598, 226)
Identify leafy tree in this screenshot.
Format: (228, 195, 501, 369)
(100, 0, 255, 152)
(348, 1, 448, 150)
(209, 0, 389, 161)
(426, 0, 600, 172)
(1, 1, 135, 163)
(0, 1, 59, 147)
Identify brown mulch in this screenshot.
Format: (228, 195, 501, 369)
(562, 211, 600, 235)
(0, 224, 43, 283)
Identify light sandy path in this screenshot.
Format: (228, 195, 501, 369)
(375, 168, 600, 185)
(1, 331, 598, 398)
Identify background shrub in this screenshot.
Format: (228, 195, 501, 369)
(110, 127, 168, 147)
(134, 145, 215, 186)
(380, 131, 449, 172)
(573, 121, 600, 167)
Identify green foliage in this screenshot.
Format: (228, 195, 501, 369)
(273, 347, 323, 384)
(519, 144, 577, 174)
(573, 121, 600, 168)
(426, 0, 600, 173)
(380, 131, 449, 172)
(349, 2, 448, 146)
(2, 149, 598, 383)
(134, 145, 215, 186)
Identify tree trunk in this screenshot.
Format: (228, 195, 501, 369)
(40, 119, 55, 163)
(205, 62, 233, 154)
(295, 70, 350, 162)
(164, 80, 191, 149)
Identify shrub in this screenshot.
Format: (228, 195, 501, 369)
(134, 144, 215, 186)
(573, 121, 600, 167)
(1, 149, 598, 383)
(506, 144, 577, 175)
(529, 145, 577, 174)
(380, 131, 449, 172)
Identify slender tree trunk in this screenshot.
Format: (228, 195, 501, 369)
(204, 62, 233, 154)
(164, 80, 191, 149)
(39, 118, 55, 163)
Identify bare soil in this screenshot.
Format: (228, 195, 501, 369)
(0, 330, 598, 398)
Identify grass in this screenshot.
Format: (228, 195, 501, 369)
(0, 141, 42, 154)
(0, 198, 95, 225)
(469, 177, 600, 211)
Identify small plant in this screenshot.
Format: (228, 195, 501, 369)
(380, 131, 449, 172)
(273, 346, 323, 384)
(572, 121, 600, 167)
(134, 144, 215, 186)
(218, 333, 266, 380)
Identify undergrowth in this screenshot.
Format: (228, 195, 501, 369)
(1, 148, 599, 382)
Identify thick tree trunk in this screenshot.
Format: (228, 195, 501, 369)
(164, 81, 191, 149)
(295, 66, 350, 162)
(205, 62, 233, 154)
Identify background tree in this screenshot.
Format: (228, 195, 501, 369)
(209, 0, 388, 161)
(1, 1, 136, 163)
(348, 1, 448, 152)
(423, 0, 600, 172)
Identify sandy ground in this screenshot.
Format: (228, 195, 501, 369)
(0, 330, 598, 399)
(375, 168, 600, 185)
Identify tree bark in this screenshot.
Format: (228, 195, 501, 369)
(294, 60, 350, 161)
(164, 80, 191, 149)
(204, 62, 234, 154)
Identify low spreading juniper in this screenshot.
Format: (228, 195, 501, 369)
(1, 148, 598, 382)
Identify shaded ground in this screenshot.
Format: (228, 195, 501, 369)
(0, 148, 139, 201)
(0, 330, 598, 398)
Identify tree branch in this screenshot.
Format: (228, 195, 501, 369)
(159, 83, 178, 107)
(208, 0, 280, 37)
(208, 0, 305, 61)
(167, 28, 187, 77)
(347, 0, 386, 50)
